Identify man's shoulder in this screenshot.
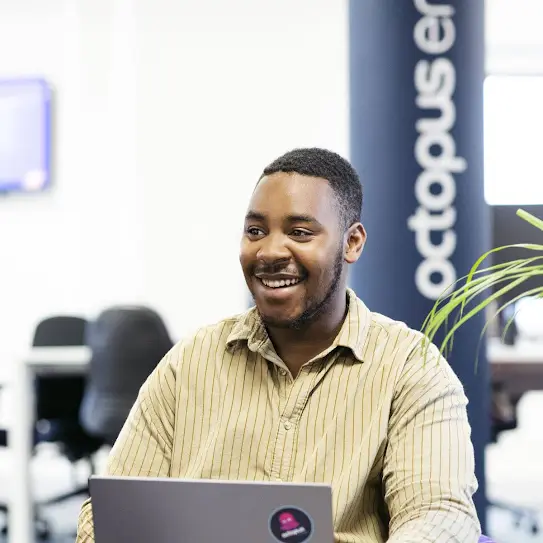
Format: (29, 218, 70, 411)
(347, 289, 424, 347)
(365, 307, 461, 386)
(167, 309, 253, 364)
(367, 309, 426, 343)
(361, 305, 446, 370)
(365, 307, 427, 351)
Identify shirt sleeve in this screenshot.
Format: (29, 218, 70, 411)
(383, 341, 481, 543)
(75, 345, 178, 542)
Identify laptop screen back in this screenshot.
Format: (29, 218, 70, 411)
(90, 476, 334, 543)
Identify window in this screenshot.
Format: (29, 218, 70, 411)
(484, 75, 543, 205)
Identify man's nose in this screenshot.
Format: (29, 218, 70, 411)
(256, 232, 291, 263)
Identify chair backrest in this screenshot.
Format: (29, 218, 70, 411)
(33, 316, 87, 347)
(33, 316, 88, 421)
(490, 380, 517, 443)
(80, 306, 173, 445)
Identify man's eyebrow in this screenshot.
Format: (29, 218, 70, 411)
(285, 214, 319, 224)
(244, 211, 322, 226)
(245, 211, 266, 222)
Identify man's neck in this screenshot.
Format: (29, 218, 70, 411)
(266, 291, 349, 377)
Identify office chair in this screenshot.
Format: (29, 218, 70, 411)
(80, 306, 173, 446)
(488, 380, 540, 535)
(33, 316, 105, 498)
(0, 316, 105, 539)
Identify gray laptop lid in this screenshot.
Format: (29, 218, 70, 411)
(90, 475, 334, 543)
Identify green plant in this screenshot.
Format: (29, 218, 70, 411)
(421, 208, 543, 366)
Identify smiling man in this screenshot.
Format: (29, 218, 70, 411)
(76, 148, 481, 542)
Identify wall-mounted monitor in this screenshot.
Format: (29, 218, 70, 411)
(0, 78, 52, 194)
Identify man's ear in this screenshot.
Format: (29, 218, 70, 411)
(344, 223, 367, 264)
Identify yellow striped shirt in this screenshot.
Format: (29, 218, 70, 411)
(76, 288, 480, 542)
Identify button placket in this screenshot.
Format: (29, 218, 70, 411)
(275, 366, 292, 412)
(270, 368, 320, 482)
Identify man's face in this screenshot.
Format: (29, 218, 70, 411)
(239, 172, 347, 329)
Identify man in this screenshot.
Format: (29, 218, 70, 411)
(76, 148, 480, 542)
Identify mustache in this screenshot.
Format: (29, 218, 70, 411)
(254, 262, 305, 276)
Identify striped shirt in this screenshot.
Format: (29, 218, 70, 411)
(76, 288, 480, 542)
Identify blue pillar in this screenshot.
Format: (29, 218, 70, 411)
(349, 0, 489, 530)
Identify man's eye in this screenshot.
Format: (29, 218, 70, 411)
(247, 227, 264, 236)
(291, 229, 311, 237)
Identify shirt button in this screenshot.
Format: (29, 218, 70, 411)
(283, 421, 292, 430)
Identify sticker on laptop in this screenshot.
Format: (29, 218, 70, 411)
(269, 506, 313, 542)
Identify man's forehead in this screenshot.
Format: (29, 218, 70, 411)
(248, 172, 338, 224)
(251, 172, 333, 203)
(257, 171, 329, 188)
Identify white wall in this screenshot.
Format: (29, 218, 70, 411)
(0, 0, 349, 353)
(486, 0, 543, 74)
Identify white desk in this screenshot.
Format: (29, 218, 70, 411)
(9, 346, 91, 543)
(487, 337, 543, 364)
(487, 338, 543, 403)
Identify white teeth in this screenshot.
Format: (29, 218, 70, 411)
(260, 277, 301, 288)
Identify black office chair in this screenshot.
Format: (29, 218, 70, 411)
(80, 306, 173, 446)
(33, 317, 105, 487)
(488, 380, 540, 535)
(0, 316, 105, 539)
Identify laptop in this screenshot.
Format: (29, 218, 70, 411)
(89, 475, 334, 543)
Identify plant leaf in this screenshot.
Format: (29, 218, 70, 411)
(420, 207, 543, 368)
(517, 208, 543, 231)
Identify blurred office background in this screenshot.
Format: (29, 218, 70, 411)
(0, 0, 542, 542)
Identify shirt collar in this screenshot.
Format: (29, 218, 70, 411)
(226, 288, 371, 362)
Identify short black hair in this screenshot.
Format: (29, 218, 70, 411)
(260, 147, 363, 229)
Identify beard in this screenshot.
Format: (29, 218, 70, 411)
(259, 247, 344, 330)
